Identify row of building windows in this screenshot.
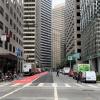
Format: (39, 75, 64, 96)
(0, 18, 23, 36)
(24, 0, 35, 2)
(0, 21, 23, 46)
(0, 40, 23, 56)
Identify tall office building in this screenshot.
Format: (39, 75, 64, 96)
(0, 0, 23, 73)
(24, 0, 52, 68)
(65, 0, 81, 65)
(36, 0, 52, 68)
(80, 0, 100, 72)
(52, 4, 65, 69)
(23, 0, 36, 65)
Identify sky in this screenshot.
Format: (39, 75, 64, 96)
(52, 0, 65, 8)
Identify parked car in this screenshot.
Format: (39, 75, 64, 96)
(81, 71, 96, 83)
(69, 69, 74, 77)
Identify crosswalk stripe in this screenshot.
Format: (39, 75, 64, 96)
(65, 83, 71, 87)
(11, 83, 21, 87)
(87, 84, 98, 88)
(75, 83, 84, 88)
(0, 83, 10, 87)
(52, 83, 57, 87)
(38, 83, 44, 87)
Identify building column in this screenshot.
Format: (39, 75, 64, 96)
(97, 57, 100, 74)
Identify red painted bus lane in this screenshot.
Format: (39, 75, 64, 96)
(12, 72, 48, 84)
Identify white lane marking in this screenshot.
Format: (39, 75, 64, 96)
(38, 83, 44, 87)
(0, 87, 24, 99)
(23, 83, 32, 87)
(65, 83, 71, 87)
(52, 83, 57, 87)
(88, 84, 98, 88)
(0, 83, 10, 87)
(0, 76, 41, 99)
(11, 83, 21, 87)
(75, 83, 84, 88)
(53, 83, 58, 100)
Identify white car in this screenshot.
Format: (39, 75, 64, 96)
(82, 71, 96, 83)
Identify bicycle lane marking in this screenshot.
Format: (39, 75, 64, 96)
(0, 72, 48, 99)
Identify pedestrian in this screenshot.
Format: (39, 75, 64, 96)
(77, 71, 82, 83)
(56, 69, 59, 77)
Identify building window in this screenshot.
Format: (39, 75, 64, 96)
(14, 12, 16, 20)
(77, 12, 80, 16)
(5, 26, 8, 34)
(77, 27, 80, 31)
(10, 7, 13, 16)
(1, 0, 4, 3)
(77, 41, 81, 45)
(77, 34, 81, 38)
(0, 21, 3, 30)
(76, 0, 80, 2)
(16, 37, 18, 43)
(13, 46, 15, 52)
(0, 6, 4, 16)
(0, 40, 2, 47)
(6, 0, 9, 9)
(10, 19, 13, 26)
(9, 44, 12, 51)
(77, 5, 80, 9)
(13, 34, 15, 40)
(5, 42, 8, 50)
(9, 30, 12, 38)
(5, 13, 9, 22)
(77, 49, 81, 53)
(77, 20, 80, 23)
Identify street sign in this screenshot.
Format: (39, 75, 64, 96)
(15, 48, 21, 57)
(73, 53, 80, 59)
(68, 56, 72, 60)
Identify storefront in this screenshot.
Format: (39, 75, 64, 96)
(0, 53, 17, 74)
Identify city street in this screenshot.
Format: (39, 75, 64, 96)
(0, 72, 100, 100)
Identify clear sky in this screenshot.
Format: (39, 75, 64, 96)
(52, 0, 65, 8)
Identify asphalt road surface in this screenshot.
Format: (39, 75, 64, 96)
(0, 72, 100, 100)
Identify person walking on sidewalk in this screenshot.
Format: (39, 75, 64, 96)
(77, 71, 82, 83)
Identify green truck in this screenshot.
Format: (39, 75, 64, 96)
(73, 64, 91, 78)
(73, 64, 90, 73)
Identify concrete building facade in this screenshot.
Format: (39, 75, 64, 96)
(36, 0, 52, 68)
(0, 0, 23, 73)
(24, 0, 52, 68)
(80, 0, 100, 73)
(23, 0, 36, 66)
(65, 0, 81, 66)
(52, 4, 65, 69)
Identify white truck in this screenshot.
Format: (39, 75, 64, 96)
(62, 67, 70, 75)
(22, 63, 33, 76)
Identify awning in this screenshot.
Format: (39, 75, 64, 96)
(0, 53, 17, 61)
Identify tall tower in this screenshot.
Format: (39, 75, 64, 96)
(36, 0, 52, 68)
(52, 4, 65, 69)
(23, 0, 36, 65)
(23, 0, 52, 68)
(80, 0, 100, 72)
(65, 0, 81, 65)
